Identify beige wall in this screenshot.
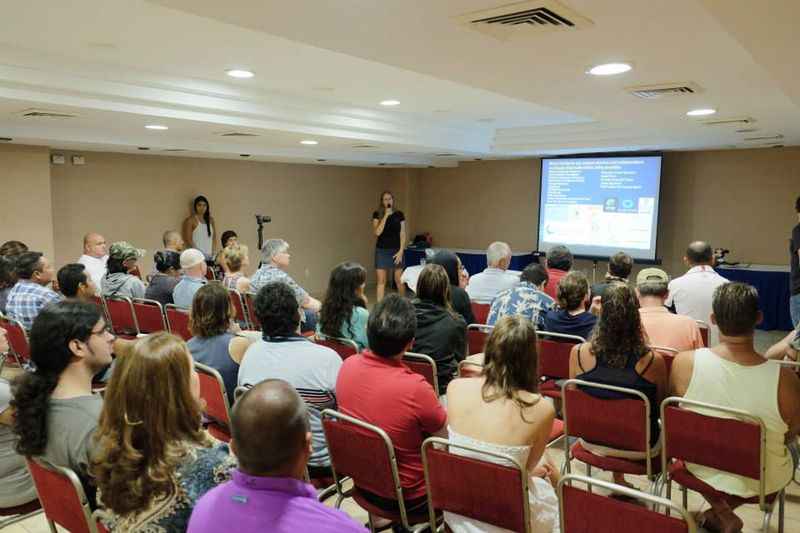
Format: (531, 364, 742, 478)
(49, 152, 395, 295)
(413, 148, 800, 279)
(0, 144, 54, 259)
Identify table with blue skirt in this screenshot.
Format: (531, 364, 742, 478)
(716, 265, 793, 331)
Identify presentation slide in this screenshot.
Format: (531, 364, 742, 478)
(537, 156, 662, 261)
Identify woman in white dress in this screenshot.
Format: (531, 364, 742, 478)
(446, 315, 560, 533)
(182, 195, 217, 259)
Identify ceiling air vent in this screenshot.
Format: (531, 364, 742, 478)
(626, 83, 702, 99)
(163, 148, 188, 152)
(352, 144, 377, 149)
(744, 134, 783, 142)
(701, 117, 755, 127)
(456, 1, 592, 40)
(434, 153, 459, 157)
(216, 131, 260, 137)
(19, 108, 78, 119)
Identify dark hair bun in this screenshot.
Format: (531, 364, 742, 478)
(154, 250, 180, 273)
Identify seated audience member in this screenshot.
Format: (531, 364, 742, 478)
(11, 301, 113, 507)
(336, 295, 447, 515)
(488, 263, 554, 329)
(250, 239, 321, 331)
(318, 262, 369, 351)
(163, 230, 186, 253)
(145, 250, 182, 306)
(466, 241, 518, 303)
(6, 251, 62, 330)
(543, 245, 573, 300)
(77, 233, 108, 289)
(188, 283, 253, 405)
(446, 316, 559, 532)
(666, 241, 728, 345)
(187, 380, 366, 533)
(412, 264, 467, 393)
(101, 241, 146, 300)
(173, 248, 208, 309)
(0, 240, 28, 258)
(569, 283, 667, 489)
(93, 333, 236, 531)
(0, 327, 37, 508)
(0, 256, 16, 314)
(636, 268, 703, 351)
(671, 283, 800, 532)
(429, 250, 475, 324)
(216, 230, 238, 267)
(222, 244, 251, 294)
(765, 327, 800, 361)
(238, 282, 341, 478)
(542, 271, 596, 340)
(591, 251, 632, 299)
(57, 263, 97, 301)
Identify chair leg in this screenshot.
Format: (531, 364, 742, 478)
(779, 489, 785, 533)
(762, 505, 773, 533)
(367, 513, 376, 533)
(665, 480, 672, 518)
(47, 519, 58, 533)
(682, 486, 687, 510)
(585, 464, 592, 493)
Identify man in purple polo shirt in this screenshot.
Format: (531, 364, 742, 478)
(187, 379, 365, 533)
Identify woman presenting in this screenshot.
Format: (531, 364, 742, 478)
(372, 191, 406, 301)
(182, 195, 217, 259)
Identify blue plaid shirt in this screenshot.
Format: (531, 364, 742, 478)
(487, 282, 554, 329)
(6, 280, 63, 330)
(250, 265, 308, 304)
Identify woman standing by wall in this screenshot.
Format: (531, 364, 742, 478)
(182, 195, 217, 259)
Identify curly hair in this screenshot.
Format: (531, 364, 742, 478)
(91, 332, 210, 516)
(11, 301, 101, 456)
(481, 316, 540, 421)
(189, 282, 234, 338)
(254, 282, 300, 337)
(319, 262, 366, 340)
(591, 283, 649, 368)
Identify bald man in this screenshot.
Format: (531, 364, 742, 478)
(77, 233, 108, 288)
(162, 230, 185, 253)
(666, 241, 729, 345)
(188, 380, 365, 533)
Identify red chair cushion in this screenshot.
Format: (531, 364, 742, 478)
(470, 303, 490, 325)
(132, 302, 166, 333)
(0, 498, 41, 516)
(537, 339, 573, 380)
(571, 441, 661, 476)
(668, 460, 777, 508)
(539, 379, 560, 400)
(315, 338, 358, 360)
(351, 488, 432, 525)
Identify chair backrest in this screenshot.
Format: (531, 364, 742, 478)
(696, 320, 709, 347)
(467, 323, 493, 355)
(243, 293, 261, 330)
(228, 289, 250, 329)
(649, 345, 679, 378)
(314, 335, 359, 360)
(104, 296, 139, 336)
(458, 359, 484, 378)
(195, 362, 232, 441)
(0, 315, 30, 363)
(660, 397, 766, 506)
(131, 298, 167, 333)
(90, 295, 109, 323)
(537, 336, 581, 380)
(558, 474, 695, 533)
(562, 379, 654, 476)
(470, 302, 490, 324)
(403, 352, 439, 396)
(321, 409, 414, 526)
(422, 437, 530, 532)
(233, 384, 251, 403)
(165, 304, 192, 341)
(25, 458, 100, 533)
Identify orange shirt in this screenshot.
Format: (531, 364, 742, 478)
(639, 306, 704, 352)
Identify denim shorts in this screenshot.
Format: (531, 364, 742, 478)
(375, 248, 402, 270)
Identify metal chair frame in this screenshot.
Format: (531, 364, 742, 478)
(403, 351, 440, 396)
(26, 457, 101, 533)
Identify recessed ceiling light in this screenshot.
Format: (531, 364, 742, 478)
(587, 63, 632, 76)
(686, 108, 717, 117)
(300, 140, 318, 145)
(380, 99, 400, 106)
(226, 69, 254, 79)
(145, 124, 168, 130)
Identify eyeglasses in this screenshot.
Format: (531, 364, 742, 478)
(90, 325, 114, 337)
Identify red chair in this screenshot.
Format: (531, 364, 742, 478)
(228, 289, 250, 329)
(165, 304, 192, 341)
(649, 345, 679, 379)
(558, 474, 696, 532)
(696, 320, 709, 347)
(467, 323, 493, 355)
(562, 379, 661, 490)
(25, 457, 105, 533)
(104, 296, 139, 338)
(195, 362, 232, 442)
(0, 315, 30, 367)
(457, 359, 483, 378)
(470, 302, 490, 324)
(537, 331, 585, 400)
(422, 436, 530, 532)
(90, 295, 108, 323)
(660, 397, 786, 532)
(132, 298, 167, 334)
(244, 293, 261, 330)
(205, 267, 216, 281)
(403, 352, 439, 396)
(314, 335, 359, 360)
(321, 409, 433, 532)
(0, 498, 41, 529)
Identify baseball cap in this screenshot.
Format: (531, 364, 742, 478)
(636, 268, 669, 286)
(180, 248, 206, 270)
(108, 241, 145, 262)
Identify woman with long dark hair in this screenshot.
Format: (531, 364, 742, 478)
(93, 332, 236, 531)
(446, 316, 559, 533)
(568, 282, 667, 489)
(412, 264, 466, 392)
(429, 249, 476, 324)
(182, 195, 217, 258)
(318, 262, 369, 350)
(372, 191, 406, 301)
